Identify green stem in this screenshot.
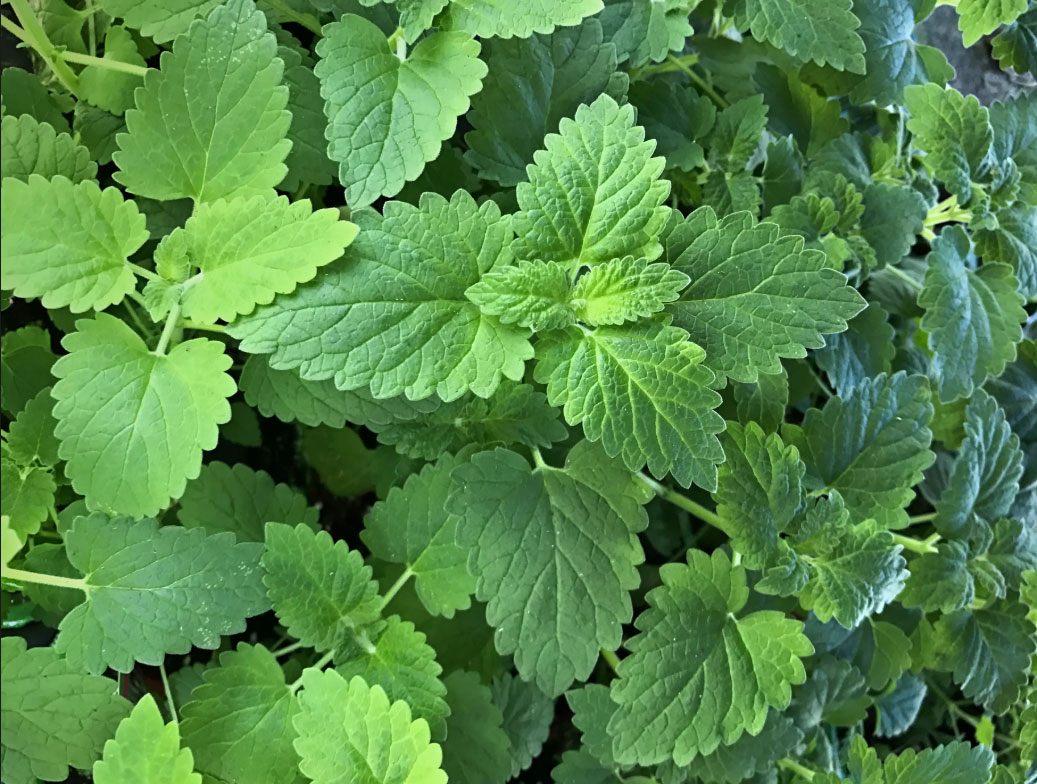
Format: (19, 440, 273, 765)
(805, 363, 834, 397)
(128, 263, 162, 283)
(636, 473, 725, 531)
(1, 566, 88, 592)
(260, 0, 322, 35)
(630, 53, 698, 80)
(59, 50, 148, 77)
(600, 648, 621, 675)
(6, 0, 81, 94)
(154, 302, 182, 356)
(907, 511, 937, 525)
(290, 650, 335, 693)
(122, 296, 153, 335)
(665, 54, 728, 108)
(379, 567, 414, 610)
(86, 0, 96, 56)
(892, 532, 940, 555)
(178, 320, 226, 334)
(777, 758, 816, 781)
(927, 679, 979, 728)
(274, 640, 306, 659)
(158, 661, 177, 722)
(884, 264, 923, 292)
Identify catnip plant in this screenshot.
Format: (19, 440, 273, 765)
(0, 0, 1035, 782)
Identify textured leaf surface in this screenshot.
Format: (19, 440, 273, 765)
(78, 26, 146, 116)
(687, 711, 803, 783)
(492, 674, 555, 777)
(440, 0, 603, 38)
(1, 638, 130, 783)
(900, 541, 976, 613)
(179, 644, 302, 784)
(975, 204, 1037, 299)
(814, 303, 896, 394)
(293, 670, 446, 784)
(6, 388, 60, 468)
(99, 0, 219, 42)
(262, 522, 382, 653)
(178, 462, 318, 542)
(664, 207, 866, 383)
(231, 192, 531, 402)
(785, 372, 934, 529)
(448, 443, 649, 695)
(1, 326, 56, 417)
(919, 226, 1024, 403)
(56, 514, 268, 673)
(51, 315, 234, 516)
(535, 322, 725, 490)
(1, 176, 147, 313)
(513, 94, 670, 267)
(114, 0, 290, 201)
(1, 114, 96, 182)
(732, 0, 866, 72)
(440, 670, 512, 784)
(315, 15, 486, 206)
(93, 695, 199, 784)
(608, 549, 812, 765)
(629, 80, 716, 172)
(465, 260, 576, 331)
(0, 461, 56, 539)
(571, 257, 689, 326)
(957, 0, 1027, 46)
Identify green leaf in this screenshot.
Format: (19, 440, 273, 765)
(1, 515, 23, 567)
(875, 674, 927, 737)
(608, 549, 813, 765)
(56, 514, 268, 673)
(861, 619, 914, 691)
(448, 443, 649, 695)
(707, 94, 768, 172)
(956, 0, 1027, 46)
(933, 390, 1023, 538)
(730, 0, 866, 73)
(814, 303, 895, 394)
(597, 0, 694, 66)
(239, 354, 437, 429)
(1, 114, 96, 182)
(440, 0, 603, 38)
(571, 257, 689, 326)
(1, 176, 147, 313)
(713, 421, 804, 569)
(302, 425, 377, 497)
(440, 670, 512, 784)
(465, 260, 577, 331)
(78, 26, 145, 116)
(992, 6, 1037, 75)
(280, 48, 335, 190)
(919, 226, 1025, 403)
(784, 372, 935, 529)
(905, 85, 993, 205)
(177, 461, 319, 542)
(99, 0, 220, 42)
(179, 644, 303, 784)
(293, 669, 447, 784)
(567, 684, 619, 767)
(900, 541, 976, 613)
(689, 711, 803, 784)
(114, 0, 291, 201)
(990, 91, 1037, 207)
(733, 367, 789, 433)
(0, 67, 71, 134)
(535, 322, 725, 489)
(6, 387, 61, 467)
(231, 192, 532, 402)
(1, 461, 57, 539)
(755, 65, 850, 157)
(1, 326, 56, 417)
(663, 207, 866, 383)
(492, 674, 555, 777)
(0, 637, 130, 783)
(792, 655, 871, 730)
(336, 615, 450, 739)
(465, 18, 619, 186)
(513, 94, 670, 268)
(363, 454, 476, 617)
(975, 204, 1037, 299)
(262, 522, 382, 652)
(859, 182, 929, 268)
(629, 80, 716, 172)
(93, 695, 199, 784)
(315, 14, 486, 206)
(51, 314, 235, 516)
(155, 195, 357, 324)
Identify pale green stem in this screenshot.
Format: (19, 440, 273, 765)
(178, 320, 226, 334)
(59, 50, 148, 77)
(636, 473, 725, 531)
(600, 648, 621, 674)
(907, 511, 937, 525)
(128, 263, 162, 282)
(892, 532, 941, 555)
(1, 566, 87, 592)
(154, 301, 182, 356)
(379, 567, 414, 611)
(158, 661, 177, 722)
(6, 0, 81, 94)
(274, 640, 306, 659)
(665, 54, 728, 108)
(884, 264, 924, 292)
(777, 758, 816, 781)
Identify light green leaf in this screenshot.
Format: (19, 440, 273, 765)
(784, 372, 935, 529)
(905, 84, 993, 204)
(1, 326, 56, 417)
(1, 460, 57, 539)
(336, 615, 450, 739)
(464, 18, 618, 186)
(155, 195, 357, 324)
(1, 515, 22, 567)
(513, 94, 670, 267)
(262, 522, 382, 653)
(93, 695, 199, 784)
(900, 541, 976, 613)
(956, 0, 1027, 46)
(448, 443, 649, 695)
(365, 0, 449, 44)
(230, 192, 532, 402)
(6, 387, 60, 467)
(713, 421, 803, 568)
(179, 644, 303, 784)
(465, 260, 577, 331)
(0, 176, 147, 313)
(919, 225, 1024, 403)
(55, 514, 268, 673)
(708, 94, 768, 172)
(440, 670, 512, 784)
(933, 390, 1023, 538)
(975, 204, 1037, 299)
(992, 7, 1037, 75)
(492, 673, 555, 777)
(572, 257, 689, 326)
(730, 0, 866, 73)
(363, 454, 476, 617)
(608, 549, 813, 765)
(78, 26, 145, 116)
(114, 0, 291, 201)
(1, 114, 96, 182)
(293, 669, 447, 784)
(98, 0, 220, 42)
(535, 321, 724, 490)
(440, 0, 603, 38)
(315, 14, 486, 206)
(177, 462, 319, 542)
(663, 206, 866, 383)
(51, 314, 235, 517)
(0, 637, 130, 783)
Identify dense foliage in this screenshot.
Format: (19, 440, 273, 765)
(1, 0, 1035, 782)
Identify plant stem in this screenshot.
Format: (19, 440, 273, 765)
(128, 263, 162, 283)
(927, 679, 979, 728)
(158, 661, 177, 722)
(636, 473, 725, 531)
(274, 640, 306, 658)
(85, 0, 96, 56)
(883, 264, 924, 292)
(6, 0, 81, 94)
(665, 54, 728, 108)
(179, 320, 226, 334)
(600, 648, 621, 675)
(805, 363, 834, 397)
(379, 567, 414, 610)
(154, 302, 182, 356)
(892, 532, 941, 555)
(907, 511, 937, 525)
(0, 566, 87, 592)
(777, 758, 816, 781)
(59, 50, 148, 77)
